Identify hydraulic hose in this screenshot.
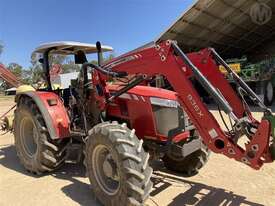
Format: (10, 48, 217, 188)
(81, 62, 127, 78)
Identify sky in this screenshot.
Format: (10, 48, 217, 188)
(0, 0, 194, 68)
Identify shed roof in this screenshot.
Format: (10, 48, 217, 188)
(157, 0, 275, 59)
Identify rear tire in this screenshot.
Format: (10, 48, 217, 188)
(264, 81, 274, 106)
(85, 122, 153, 206)
(162, 136, 210, 177)
(14, 96, 67, 174)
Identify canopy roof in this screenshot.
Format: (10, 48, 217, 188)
(157, 0, 275, 59)
(34, 41, 113, 55)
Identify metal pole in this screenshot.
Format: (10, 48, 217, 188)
(43, 49, 52, 91)
(96, 41, 103, 66)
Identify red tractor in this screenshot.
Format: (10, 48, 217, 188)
(13, 40, 275, 206)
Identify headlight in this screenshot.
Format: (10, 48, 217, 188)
(150, 97, 179, 108)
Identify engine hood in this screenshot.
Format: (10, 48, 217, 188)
(107, 84, 177, 100)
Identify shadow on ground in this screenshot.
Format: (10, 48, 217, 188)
(0, 145, 264, 206)
(151, 171, 264, 206)
(53, 163, 101, 206)
(0, 144, 100, 206)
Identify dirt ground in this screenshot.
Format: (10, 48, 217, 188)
(1, 96, 275, 206)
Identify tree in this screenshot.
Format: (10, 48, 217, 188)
(0, 41, 3, 57)
(30, 65, 43, 84)
(29, 53, 69, 84)
(21, 69, 32, 84)
(7, 63, 23, 78)
(6, 62, 33, 85)
(104, 53, 115, 62)
(29, 53, 44, 84)
(62, 60, 81, 73)
(50, 54, 67, 65)
(89, 53, 115, 65)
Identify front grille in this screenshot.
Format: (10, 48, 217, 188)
(152, 105, 185, 136)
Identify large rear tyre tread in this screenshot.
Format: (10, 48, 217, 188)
(264, 81, 274, 106)
(14, 96, 67, 174)
(85, 122, 153, 206)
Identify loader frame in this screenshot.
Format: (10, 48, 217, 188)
(87, 40, 275, 170)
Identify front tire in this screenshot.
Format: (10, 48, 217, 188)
(162, 136, 210, 177)
(14, 96, 67, 174)
(85, 122, 153, 206)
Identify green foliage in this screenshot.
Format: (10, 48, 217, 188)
(0, 41, 3, 57)
(105, 53, 115, 62)
(62, 60, 81, 73)
(7, 63, 23, 77)
(0, 46, 3, 57)
(49, 54, 67, 65)
(90, 60, 98, 65)
(29, 53, 44, 84)
(30, 66, 43, 84)
(21, 69, 32, 84)
(5, 62, 33, 85)
(90, 53, 115, 65)
(0, 41, 4, 66)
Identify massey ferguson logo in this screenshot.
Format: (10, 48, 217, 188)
(250, 2, 272, 25)
(187, 94, 203, 118)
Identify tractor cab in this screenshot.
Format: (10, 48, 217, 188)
(33, 41, 113, 90)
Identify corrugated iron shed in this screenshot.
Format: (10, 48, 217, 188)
(157, 0, 275, 60)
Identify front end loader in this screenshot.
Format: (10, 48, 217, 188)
(3, 40, 275, 206)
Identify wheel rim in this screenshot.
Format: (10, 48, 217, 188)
(266, 82, 273, 102)
(20, 116, 38, 157)
(92, 145, 120, 195)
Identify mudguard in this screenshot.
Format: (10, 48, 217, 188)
(16, 91, 70, 139)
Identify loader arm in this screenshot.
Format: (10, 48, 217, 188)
(100, 40, 274, 170)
